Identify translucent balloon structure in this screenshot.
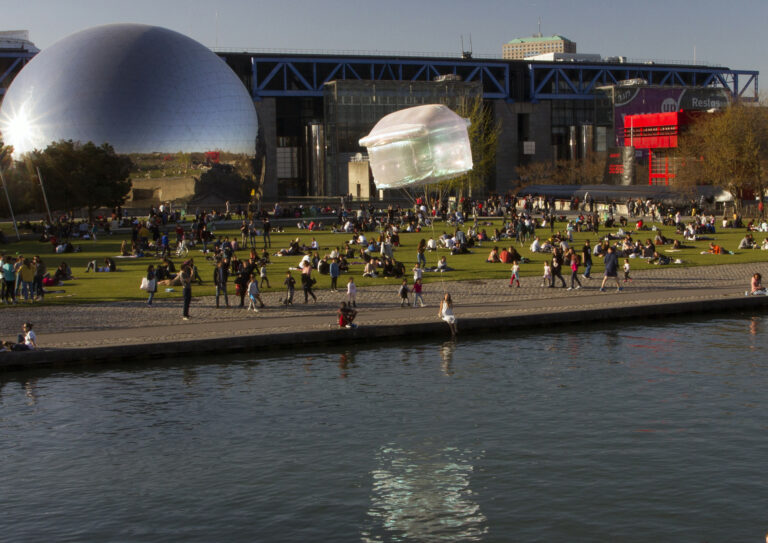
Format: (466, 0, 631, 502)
(359, 104, 473, 190)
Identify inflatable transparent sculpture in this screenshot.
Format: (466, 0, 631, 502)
(359, 104, 472, 189)
(0, 24, 258, 156)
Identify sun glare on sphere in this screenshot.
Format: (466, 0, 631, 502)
(0, 101, 38, 156)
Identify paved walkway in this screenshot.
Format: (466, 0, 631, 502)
(2, 261, 767, 353)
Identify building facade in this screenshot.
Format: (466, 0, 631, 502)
(502, 35, 576, 60)
(1, 29, 758, 200)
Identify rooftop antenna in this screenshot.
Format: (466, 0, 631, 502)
(536, 17, 542, 37)
(461, 34, 472, 59)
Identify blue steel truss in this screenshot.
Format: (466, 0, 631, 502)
(242, 54, 758, 103)
(0, 50, 36, 98)
(249, 56, 512, 100)
(528, 62, 758, 102)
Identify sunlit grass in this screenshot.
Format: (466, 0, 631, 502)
(0, 216, 764, 306)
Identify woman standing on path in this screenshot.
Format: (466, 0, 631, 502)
(180, 265, 192, 320)
(439, 293, 457, 336)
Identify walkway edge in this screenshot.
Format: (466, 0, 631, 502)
(2, 294, 767, 371)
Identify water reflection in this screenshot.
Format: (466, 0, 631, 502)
(440, 341, 456, 376)
(362, 443, 487, 542)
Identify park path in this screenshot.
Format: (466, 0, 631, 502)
(1, 261, 765, 350)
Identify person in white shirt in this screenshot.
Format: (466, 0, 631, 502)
(530, 237, 542, 253)
(13, 322, 37, 351)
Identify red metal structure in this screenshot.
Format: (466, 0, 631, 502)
(623, 111, 702, 185)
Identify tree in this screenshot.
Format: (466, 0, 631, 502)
(437, 95, 501, 198)
(516, 160, 556, 186)
(26, 140, 133, 220)
(675, 104, 768, 209)
(194, 161, 255, 203)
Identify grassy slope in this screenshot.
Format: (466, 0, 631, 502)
(1, 218, 765, 305)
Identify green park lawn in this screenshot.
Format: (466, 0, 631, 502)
(0, 217, 766, 306)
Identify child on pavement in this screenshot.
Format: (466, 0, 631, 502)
(282, 270, 295, 305)
(623, 258, 632, 283)
(411, 278, 425, 307)
(541, 261, 551, 287)
(509, 260, 520, 288)
(398, 279, 410, 307)
(247, 273, 265, 311)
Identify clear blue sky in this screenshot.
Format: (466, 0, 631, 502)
(6, 0, 765, 80)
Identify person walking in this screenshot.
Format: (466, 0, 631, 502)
(413, 263, 423, 283)
(213, 260, 229, 308)
(623, 258, 633, 283)
(417, 239, 427, 268)
(259, 262, 270, 289)
(301, 262, 317, 303)
(411, 278, 425, 307)
(582, 240, 593, 279)
(438, 293, 457, 336)
(568, 252, 582, 290)
(550, 249, 567, 288)
(180, 264, 193, 320)
(145, 264, 158, 306)
(509, 260, 521, 288)
(600, 246, 622, 292)
(398, 279, 410, 307)
(347, 276, 357, 308)
(247, 273, 265, 311)
(283, 270, 296, 305)
(541, 261, 551, 287)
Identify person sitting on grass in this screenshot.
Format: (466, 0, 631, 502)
(436, 256, 453, 272)
(85, 257, 116, 273)
(363, 260, 377, 278)
(707, 242, 723, 255)
(486, 247, 501, 263)
(738, 234, 755, 250)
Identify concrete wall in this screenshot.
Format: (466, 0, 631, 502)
(254, 98, 278, 200)
(129, 177, 196, 203)
(493, 101, 552, 194)
(348, 161, 373, 199)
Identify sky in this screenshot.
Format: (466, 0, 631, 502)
(4, 0, 766, 85)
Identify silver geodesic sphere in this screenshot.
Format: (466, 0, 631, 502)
(0, 23, 258, 156)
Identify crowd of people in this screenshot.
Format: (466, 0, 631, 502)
(8, 194, 768, 350)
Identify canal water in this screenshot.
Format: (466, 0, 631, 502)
(1, 313, 767, 542)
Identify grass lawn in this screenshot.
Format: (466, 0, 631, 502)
(1, 217, 765, 306)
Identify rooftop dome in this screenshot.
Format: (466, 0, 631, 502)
(0, 23, 258, 156)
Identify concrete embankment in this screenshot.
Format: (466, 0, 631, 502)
(2, 262, 767, 370)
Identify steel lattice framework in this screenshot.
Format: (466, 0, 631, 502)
(0, 50, 36, 98)
(527, 62, 758, 102)
(247, 56, 514, 100)
(238, 54, 758, 103)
